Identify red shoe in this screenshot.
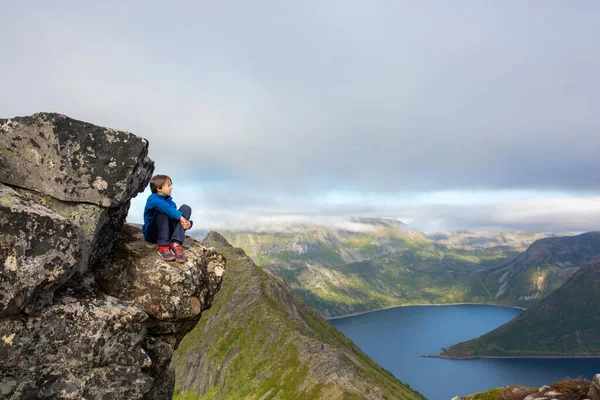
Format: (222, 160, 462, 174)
(171, 243, 186, 263)
(157, 245, 176, 261)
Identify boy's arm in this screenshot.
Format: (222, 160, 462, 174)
(148, 196, 183, 220)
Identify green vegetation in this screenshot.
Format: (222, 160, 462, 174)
(221, 226, 599, 320)
(174, 390, 202, 400)
(220, 224, 537, 318)
(207, 225, 600, 360)
(0, 196, 14, 205)
(172, 232, 424, 400)
(439, 261, 600, 358)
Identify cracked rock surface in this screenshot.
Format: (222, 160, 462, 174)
(0, 112, 225, 399)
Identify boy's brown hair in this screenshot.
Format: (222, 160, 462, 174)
(149, 174, 172, 194)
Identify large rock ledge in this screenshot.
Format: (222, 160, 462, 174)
(0, 113, 152, 208)
(0, 113, 225, 399)
(96, 224, 225, 323)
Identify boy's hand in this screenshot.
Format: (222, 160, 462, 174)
(180, 216, 191, 230)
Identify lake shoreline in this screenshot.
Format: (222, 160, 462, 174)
(326, 302, 526, 321)
(331, 303, 599, 399)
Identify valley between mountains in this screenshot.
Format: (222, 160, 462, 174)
(218, 218, 600, 319)
(176, 221, 600, 399)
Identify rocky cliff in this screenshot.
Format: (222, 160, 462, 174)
(0, 113, 225, 399)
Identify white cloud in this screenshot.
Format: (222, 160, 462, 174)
(3, 1, 600, 232)
(129, 184, 600, 233)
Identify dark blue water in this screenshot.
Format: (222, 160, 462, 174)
(331, 305, 599, 400)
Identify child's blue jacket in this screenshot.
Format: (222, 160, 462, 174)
(142, 193, 183, 240)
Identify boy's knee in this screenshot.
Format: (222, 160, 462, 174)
(180, 204, 192, 217)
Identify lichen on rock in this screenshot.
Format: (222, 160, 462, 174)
(0, 112, 225, 399)
(0, 112, 153, 208)
(95, 223, 225, 322)
(0, 183, 79, 317)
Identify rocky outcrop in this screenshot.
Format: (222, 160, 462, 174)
(0, 183, 79, 317)
(590, 374, 600, 400)
(456, 375, 600, 400)
(1, 282, 153, 399)
(93, 224, 224, 400)
(1, 113, 154, 272)
(0, 113, 225, 399)
(0, 113, 152, 208)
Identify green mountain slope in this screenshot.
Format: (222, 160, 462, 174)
(221, 219, 556, 317)
(477, 231, 600, 307)
(172, 232, 424, 400)
(438, 256, 600, 358)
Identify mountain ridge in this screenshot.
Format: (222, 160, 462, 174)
(172, 232, 424, 400)
(477, 231, 600, 306)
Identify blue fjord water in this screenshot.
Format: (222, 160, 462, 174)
(330, 305, 599, 400)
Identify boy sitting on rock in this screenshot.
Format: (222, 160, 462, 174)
(142, 174, 192, 262)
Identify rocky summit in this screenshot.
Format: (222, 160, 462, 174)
(0, 113, 225, 399)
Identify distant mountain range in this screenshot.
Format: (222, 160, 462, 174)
(438, 254, 600, 358)
(176, 222, 600, 399)
(219, 218, 582, 318)
(172, 232, 424, 400)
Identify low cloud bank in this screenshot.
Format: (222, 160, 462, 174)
(128, 187, 600, 233)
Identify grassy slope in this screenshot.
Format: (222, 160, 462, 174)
(439, 259, 600, 357)
(172, 232, 424, 400)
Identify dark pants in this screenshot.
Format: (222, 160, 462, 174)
(146, 204, 192, 246)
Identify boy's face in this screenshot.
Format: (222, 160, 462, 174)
(157, 180, 173, 197)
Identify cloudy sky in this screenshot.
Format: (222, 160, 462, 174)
(2, 1, 599, 232)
